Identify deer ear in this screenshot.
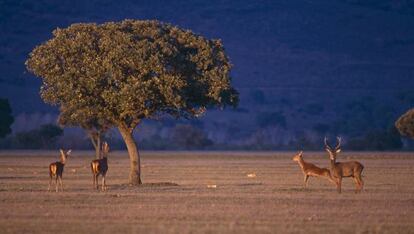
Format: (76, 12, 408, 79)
(60, 149, 64, 155)
(67, 149, 72, 155)
(336, 149, 341, 153)
(299, 151, 303, 156)
(325, 148, 331, 153)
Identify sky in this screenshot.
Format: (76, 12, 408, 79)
(1, 0, 414, 149)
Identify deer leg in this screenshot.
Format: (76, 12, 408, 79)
(95, 175, 99, 190)
(48, 175, 52, 192)
(92, 173, 96, 189)
(303, 175, 309, 187)
(337, 177, 342, 194)
(353, 177, 359, 193)
(55, 177, 59, 192)
(356, 174, 364, 192)
(59, 176, 64, 192)
(328, 175, 336, 185)
(359, 177, 364, 190)
(102, 175, 106, 191)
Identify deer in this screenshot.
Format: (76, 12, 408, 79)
(324, 137, 364, 193)
(292, 151, 335, 187)
(48, 149, 72, 192)
(91, 142, 109, 191)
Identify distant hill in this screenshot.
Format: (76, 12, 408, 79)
(1, 0, 413, 149)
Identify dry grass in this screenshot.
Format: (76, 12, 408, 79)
(0, 151, 413, 233)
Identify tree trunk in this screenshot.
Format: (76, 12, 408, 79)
(88, 132, 101, 159)
(95, 134, 101, 159)
(118, 126, 142, 185)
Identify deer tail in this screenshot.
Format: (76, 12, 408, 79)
(49, 164, 57, 176)
(91, 162, 99, 174)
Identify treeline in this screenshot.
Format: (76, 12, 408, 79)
(0, 123, 405, 151)
(0, 124, 63, 149)
(0, 96, 411, 151)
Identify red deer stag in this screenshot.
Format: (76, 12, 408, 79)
(48, 149, 72, 192)
(292, 151, 334, 187)
(91, 142, 109, 191)
(324, 137, 364, 193)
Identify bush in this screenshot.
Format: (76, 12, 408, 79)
(15, 124, 63, 149)
(170, 124, 213, 149)
(0, 98, 14, 138)
(395, 108, 414, 139)
(347, 127, 402, 151)
(256, 111, 286, 128)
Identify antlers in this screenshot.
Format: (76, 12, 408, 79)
(324, 136, 341, 150)
(336, 137, 341, 150)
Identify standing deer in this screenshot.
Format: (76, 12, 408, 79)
(48, 149, 72, 192)
(292, 151, 335, 187)
(91, 142, 109, 191)
(324, 137, 364, 193)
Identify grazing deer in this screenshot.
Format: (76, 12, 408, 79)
(325, 137, 364, 193)
(292, 151, 334, 187)
(91, 142, 109, 191)
(48, 149, 72, 192)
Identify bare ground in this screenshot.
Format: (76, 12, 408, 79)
(0, 151, 413, 234)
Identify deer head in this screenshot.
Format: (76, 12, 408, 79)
(292, 151, 303, 162)
(59, 149, 72, 163)
(102, 142, 110, 158)
(324, 137, 341, 161)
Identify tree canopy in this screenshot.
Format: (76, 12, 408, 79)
(0, 98, 14, 138)
(395, 108, 414, 139)
(26, 20, 239, 184)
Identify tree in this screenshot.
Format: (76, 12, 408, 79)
(16, 124, 63, 149)
(347, 127, 402, 151)
(171, 124, 213, 149)
(256, 111, 286, 129)
(26, 20, 238, 185)
(395, 108, 414, 139)
(58, 106, 110, 159)
(0, 98, 14, 138)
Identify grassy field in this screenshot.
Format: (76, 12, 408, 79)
(0, 151, 413, 233)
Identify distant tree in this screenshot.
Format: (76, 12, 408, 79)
(256, 111, 286, 129)
(347, 126, 402, 151)
(288, 136, 319, 151)
(26, 20, 238, 184)
(395, 108, 414, 139)
(140, 134, 170, 150)
(171, 124, 213, 149)
(0, 98, 14, 138)
(16, 124, 63, 149)
(58, 106, 110, 159)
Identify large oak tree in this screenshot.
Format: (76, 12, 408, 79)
(26, 20, 238, 184)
